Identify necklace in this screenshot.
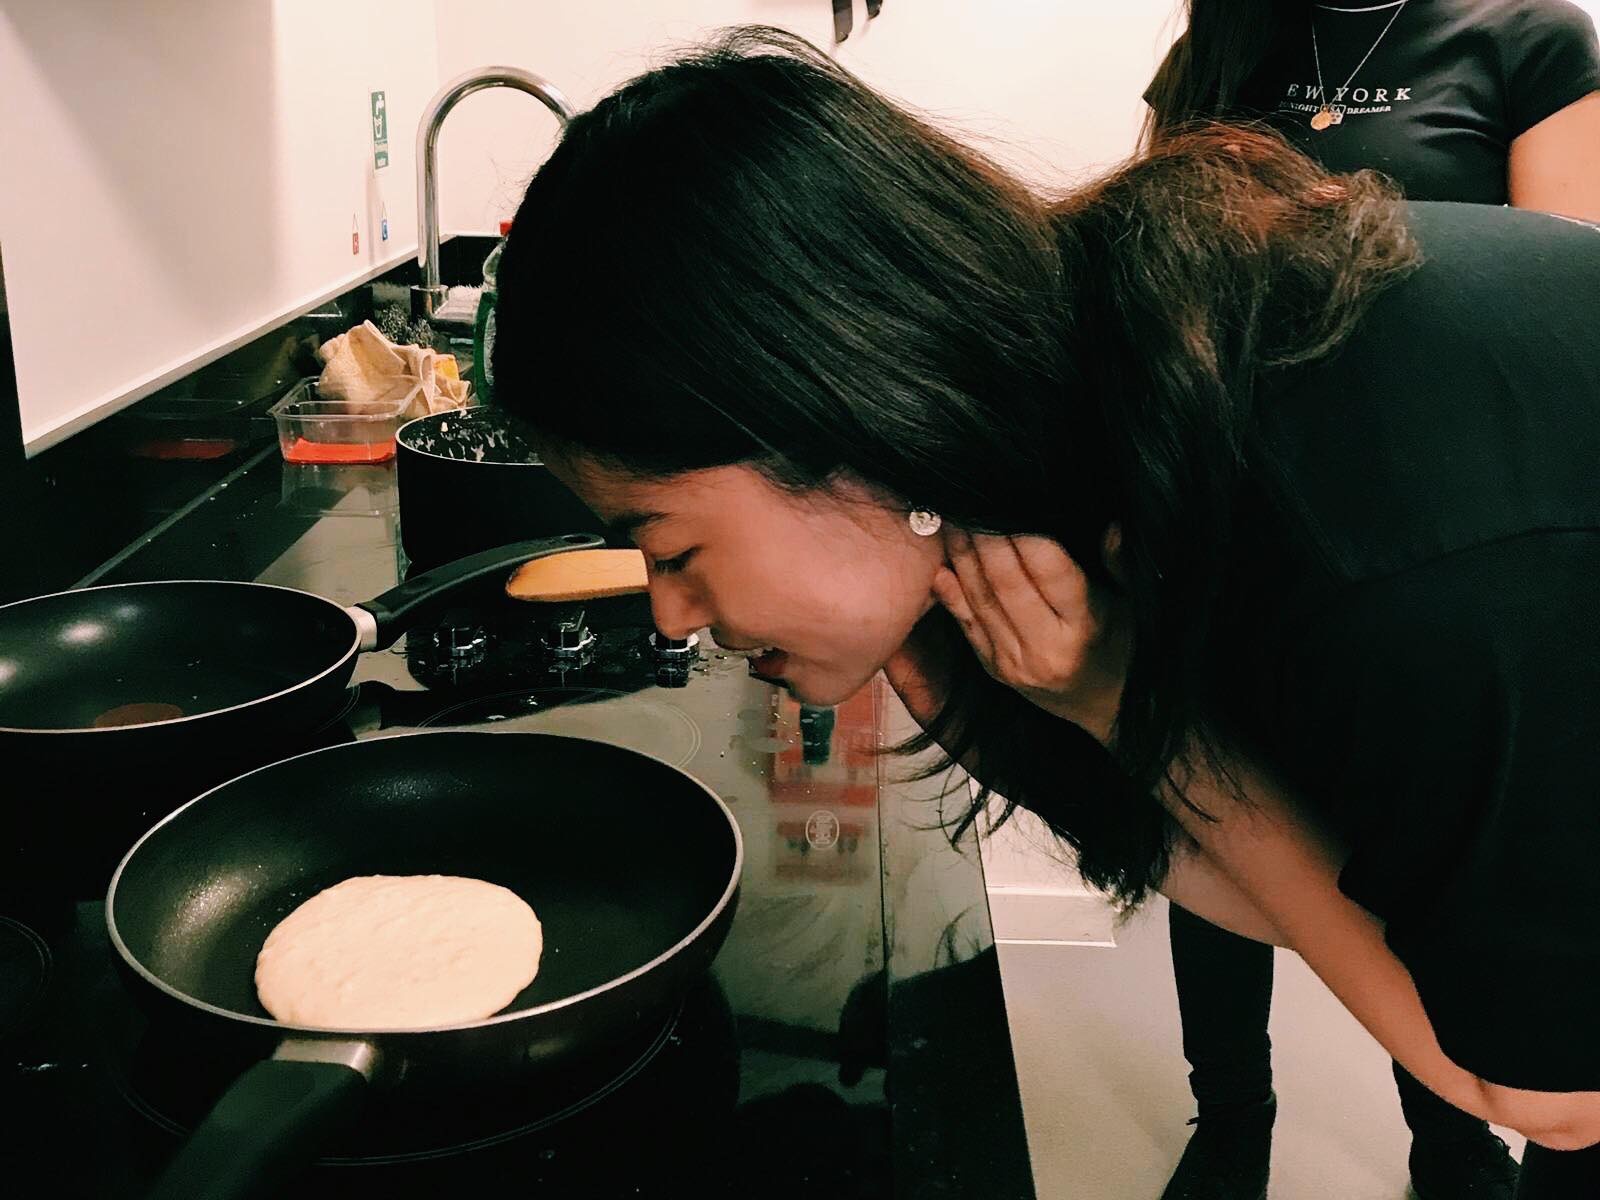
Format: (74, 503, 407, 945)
(1309, 0, 1410, 131)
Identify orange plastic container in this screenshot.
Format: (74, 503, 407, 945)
(270, 378, 407, 465)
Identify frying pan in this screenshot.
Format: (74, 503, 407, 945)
(107, 730, 743, 1200)
(0, 533, 602, 747)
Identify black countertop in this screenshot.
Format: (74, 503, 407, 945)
(1, 448, 1034, 1199)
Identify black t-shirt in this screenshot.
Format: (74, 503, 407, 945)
(1218, 201, 1600, 1091)
(1231, 0, 1600, 202)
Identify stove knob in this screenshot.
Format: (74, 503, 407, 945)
(432, 609, 489, 666)
(542, 617, 597, 658)
(650, 631, 699, 688)
(649, 631, 701, 660)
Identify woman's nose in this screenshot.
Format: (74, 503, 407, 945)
(649, 580, 712, 641)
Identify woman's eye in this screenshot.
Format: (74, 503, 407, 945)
(651, 550, 696, 576)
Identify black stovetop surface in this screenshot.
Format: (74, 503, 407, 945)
(0, 453, 1033, 1199)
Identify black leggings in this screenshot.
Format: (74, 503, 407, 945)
(1168, 904, 1600, 1196)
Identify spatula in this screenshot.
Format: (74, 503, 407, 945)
(504, 548, 649, 603)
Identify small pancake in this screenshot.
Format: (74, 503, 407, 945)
(255, 875, 543, 1030)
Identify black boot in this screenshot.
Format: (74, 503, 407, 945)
(1159, 1095, 1276, 1200)
(1164, 905, 1278, 1200)
(1393, 1063, 1519, 1199)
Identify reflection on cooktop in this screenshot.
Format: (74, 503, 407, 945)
(419, 687, 703, 767)
(109, 983, 737, 1169)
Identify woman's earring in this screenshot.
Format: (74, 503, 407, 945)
(908, 509, 942, 537)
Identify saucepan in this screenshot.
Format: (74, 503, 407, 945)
(395, 406, 606, 571)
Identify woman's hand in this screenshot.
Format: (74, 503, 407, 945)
(933, 529, 1128, 745)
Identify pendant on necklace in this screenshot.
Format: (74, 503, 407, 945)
(1310, 105, 1336, 131)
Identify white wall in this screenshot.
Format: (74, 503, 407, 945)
(1, 0, 1183, 453)
(430, 0, 1184, 234)
(0, 0, 438, 453)
(6, 1, 1596, 453)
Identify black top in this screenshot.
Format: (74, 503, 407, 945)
(1235, 0, 1600, 202)
(1220, 200, 1600, 1091)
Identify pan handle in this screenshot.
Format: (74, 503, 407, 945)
(350, 533, 605, 650)
(146, 1039, 376, 1200)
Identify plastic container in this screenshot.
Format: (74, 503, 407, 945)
(270, 377, 408, 465)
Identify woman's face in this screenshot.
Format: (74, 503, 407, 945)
(545, 454, 944, 705)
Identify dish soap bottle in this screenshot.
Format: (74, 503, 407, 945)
(471, 219, 512, 405)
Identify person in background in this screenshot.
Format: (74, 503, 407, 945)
(1146, 0, 1600, 212)
(1142, 3, 1600, 1198)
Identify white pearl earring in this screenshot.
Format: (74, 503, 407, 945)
(908, 509, 942, 537)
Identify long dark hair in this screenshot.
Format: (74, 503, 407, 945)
(1143, 0, 1287, 145)
(494, 27, 1419, 905)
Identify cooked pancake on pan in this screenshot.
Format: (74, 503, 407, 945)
(256, 875, 543, 1030)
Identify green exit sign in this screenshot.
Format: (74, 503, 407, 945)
(371, 90, 389, 169)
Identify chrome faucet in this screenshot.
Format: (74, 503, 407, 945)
(412, 66, 575, 319)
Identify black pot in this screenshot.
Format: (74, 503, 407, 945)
(396, 407, 605, 571)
